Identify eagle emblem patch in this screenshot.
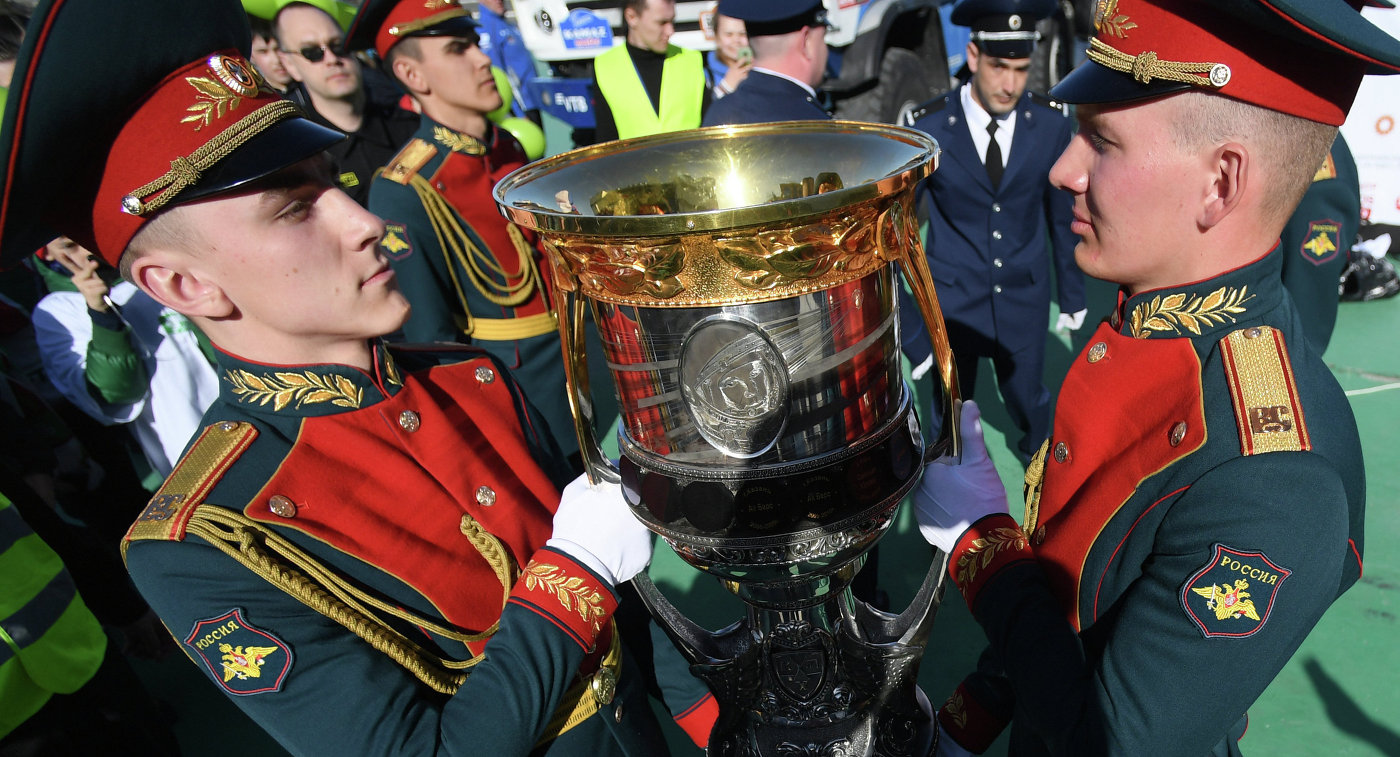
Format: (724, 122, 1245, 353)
(380, 223, 413, 260)
(185, 609, 293, 695)
(1300, 219, 1341, 266)
(1182, 545, 1290, 638)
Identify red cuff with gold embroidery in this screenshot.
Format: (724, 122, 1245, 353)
(937, 681, 1010, 754)
(947, 514, 1035, 610)
(674, 692, 719, 748)
(507, 548, 619, 652)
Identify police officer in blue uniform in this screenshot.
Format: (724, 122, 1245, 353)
(898, 0, 1086, 462)
(701, 0, 831, 125)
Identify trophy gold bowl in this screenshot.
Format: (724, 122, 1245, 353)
(495, 121, 960, 757)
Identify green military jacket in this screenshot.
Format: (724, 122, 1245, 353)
(366, 117, 578, 461)
(936, 248, 1364, 756)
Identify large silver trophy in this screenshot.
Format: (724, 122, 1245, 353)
(495, 121, 960, 757)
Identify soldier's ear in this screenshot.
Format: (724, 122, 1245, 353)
(392, 55, 428, 97)
(1199, 141, 1247, 230)
(128, 249, 235, 320)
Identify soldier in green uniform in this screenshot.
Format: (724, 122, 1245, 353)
(0, 0, 717, 753)
(1279, 133, 1361, 353)
(909, 0, 1400, 755)
(346, 0, 580, 467)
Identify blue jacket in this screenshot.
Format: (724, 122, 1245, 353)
(701, 70, 829, 126)
(477, 6, 539, 115)
(900, 89, 1084, 365)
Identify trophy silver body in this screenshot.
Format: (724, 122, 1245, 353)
(495, 121, 960, 757)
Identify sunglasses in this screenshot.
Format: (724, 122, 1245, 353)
(292, 42, 345, 63)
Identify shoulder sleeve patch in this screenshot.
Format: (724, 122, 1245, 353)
(1181, 544, 1291, 638)
(379, 221, 414, 260)
(1313, 152, 1337, 182)
(1219, 326, 1310, 456)
(184, 608, 293, 696)
(124, 421, 257, 546)
(382, 139, 438, 185)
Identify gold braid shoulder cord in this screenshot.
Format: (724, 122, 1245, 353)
(184, 505, 515, 694)
(404, 172, 542, 325)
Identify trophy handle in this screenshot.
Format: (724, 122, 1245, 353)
(548, 251, 621, 485)
(884, 200, 962, 464)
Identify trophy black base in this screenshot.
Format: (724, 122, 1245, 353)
(632, 553, 947, 757)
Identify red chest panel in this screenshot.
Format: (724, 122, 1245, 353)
(246, 360, 560, 634)
(1033, 323, 1206, 630)
(429, 144, 551, 318)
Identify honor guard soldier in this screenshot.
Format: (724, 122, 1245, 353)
(897, 0, 1087, 463)
(912, 0, 1399, 755)
(346, 0, 580, 467)
(1279, 132, 1361, 353)
(701, 0, 831, 125)
(0, 0, 715, 753)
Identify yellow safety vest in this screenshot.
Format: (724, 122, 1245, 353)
(594, 44, 704, 139)
(0, 494, 107, 738)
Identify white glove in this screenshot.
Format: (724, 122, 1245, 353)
(913, 400, 1009, 554)
(1056, 308, 1087, 332)
(545, 474, 654, 586)
(935, 724, 976, 757)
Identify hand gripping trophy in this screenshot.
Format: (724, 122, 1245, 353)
(495, 121, 962, 757)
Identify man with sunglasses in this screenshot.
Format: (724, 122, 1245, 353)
(0, 0, 690, 754)
(701, 0, 832, 126)
(275, 0, 416, 206)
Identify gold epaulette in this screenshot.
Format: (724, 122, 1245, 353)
(1219, 326, 1310, 456)
(382, 138, 438, 185)
(122, 421, 257, 554)
(1313, 152, 1337, 182)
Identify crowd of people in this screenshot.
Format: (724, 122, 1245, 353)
(0, 0, 1392, 755)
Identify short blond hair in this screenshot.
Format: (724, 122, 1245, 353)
(1168, 91, 1337, 228)
(118, 205, 198, 282)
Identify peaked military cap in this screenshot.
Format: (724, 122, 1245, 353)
(1050, 0, 1400, 125)
(0, 0, 344, 267)
(716, 0, 826, 36)
(951, 0, 1058, 58)
(345, 0, 479, 59)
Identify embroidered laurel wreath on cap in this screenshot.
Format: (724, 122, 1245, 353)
(120, 54, 300, 217)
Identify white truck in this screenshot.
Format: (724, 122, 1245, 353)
(511, 0, 959, 132)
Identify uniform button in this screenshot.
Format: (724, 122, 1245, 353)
(1110, 310, 1121, 329)
(218, 421, 238, 432)
(993, 258, 1004, 268)
(992, 230, 1003, 240)
(1087, 342, 1108, 363)
(614, 704, 625, 723)
(993, 285, 1003, 294)
(268, 495, 297, 518)
(1245, 327, 1263, 339)
(992, 203, 1002, 213)
(476, 486, 497, 507)
(475, 366, 496, 384)
(398, 410, 421, 432)
(1170, 421, 1188, 447)
(1053, 442, 1069, 464)
(1033, 525, 1046, 545)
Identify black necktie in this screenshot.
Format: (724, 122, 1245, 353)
(985, 119, 1004, 190)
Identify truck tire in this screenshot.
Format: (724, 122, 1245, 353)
(833, 48, 931, 125)
(1029, 2, 1079, 95)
